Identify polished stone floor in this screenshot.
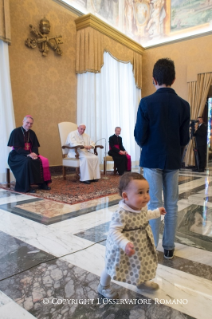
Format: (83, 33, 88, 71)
(0, 168, 212, 319)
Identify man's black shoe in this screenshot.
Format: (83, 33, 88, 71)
(80, 180, 91, 184)
(44, 186, 51, 190)
(164, 249, 174, 260)
(39, 183, 51, 190)
(28, 188, 36, 193)
(198, 169, 204, 172)
(192, 168, 198, 171)
(92, 179, 99, 182)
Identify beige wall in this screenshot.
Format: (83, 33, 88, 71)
(142, 34, 212, 101)
(9, 0, 78, 165)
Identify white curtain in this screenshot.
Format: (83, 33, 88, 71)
(0, 40, 15, 184)
(77, 52, 141, 167)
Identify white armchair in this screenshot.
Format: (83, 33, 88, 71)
(58, 122, 103, 180)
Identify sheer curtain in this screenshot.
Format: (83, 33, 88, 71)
(0, 40, 15, 184)
(77, 52, 141, 168)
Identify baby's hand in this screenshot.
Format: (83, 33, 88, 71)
(159, 207, 166, 215)
(125, 242, 135, 256)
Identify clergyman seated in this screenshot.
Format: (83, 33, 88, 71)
(65, 124, 100, 184)
(7, 115, 51, 193)
(108, 127, 131, 175)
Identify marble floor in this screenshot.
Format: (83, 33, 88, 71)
(0, 168, 212, 319)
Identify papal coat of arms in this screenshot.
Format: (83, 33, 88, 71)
(25, 18, 63, 57)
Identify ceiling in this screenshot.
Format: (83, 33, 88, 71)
(62, 0, 212, 48)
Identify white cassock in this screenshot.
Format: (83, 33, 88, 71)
(66, 130, 100, 182)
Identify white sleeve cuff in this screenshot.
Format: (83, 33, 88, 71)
(120, 238, 131, 251)
(147, 208, 161, 220)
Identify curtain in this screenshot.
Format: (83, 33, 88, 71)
(77, 52, 141, 168)
(76, 27, 143, 89)
(0, 40, 15, 183)
(0, 0, 11, 44)
(185, 73, 212, 167)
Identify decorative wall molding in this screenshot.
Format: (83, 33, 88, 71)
(145, 29, 212, 50)
(75, 13, 144, 55)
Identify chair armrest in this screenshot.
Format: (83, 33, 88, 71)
(94, 145, 104, 156)
(62, 145, 84, 159)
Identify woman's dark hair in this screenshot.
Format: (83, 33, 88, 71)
(153, 58, 175, 86)
(118, 172, 146, 196)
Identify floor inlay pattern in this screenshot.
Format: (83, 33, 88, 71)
(178, 185, 207, 200)
(1, 169, 212, 318)
(0, 195, 120, 225)
(178, 176, 201, 185)
(0, 190, 21, 198)
(0, 230, 55, 281)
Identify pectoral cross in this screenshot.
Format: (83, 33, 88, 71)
(25, 143, 30, 150)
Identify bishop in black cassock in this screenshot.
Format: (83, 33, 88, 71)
(7, 116, 51, 193)
(108, 127, 131, 175)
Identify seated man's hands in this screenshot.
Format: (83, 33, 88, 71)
(84, 145, 92, 150)
(119, 150, 127, 155)
(27, 152, 38, 160)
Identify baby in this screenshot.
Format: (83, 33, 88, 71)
(98, 172, 166, 298)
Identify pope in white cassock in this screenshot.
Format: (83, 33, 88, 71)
(65, 124, 101, 184)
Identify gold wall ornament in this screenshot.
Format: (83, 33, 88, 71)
(25, 18, 63, 57)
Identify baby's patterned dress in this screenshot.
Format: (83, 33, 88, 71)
(105, 200, 160, 285)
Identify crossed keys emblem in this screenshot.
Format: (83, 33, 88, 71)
(25, 18, 63, 57)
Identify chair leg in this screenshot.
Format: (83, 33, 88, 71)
(63, 166, 66, 180)
(104, 160, 106, 175)
(6, 168, 10, 188)
(113, 162, 116, 175)
(76, 167, 80, 181)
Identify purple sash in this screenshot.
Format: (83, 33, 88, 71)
(38, 155, 51, 182)
(112, 144, 131, 171)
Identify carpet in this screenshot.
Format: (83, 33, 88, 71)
(1, 173, 120, 205)
(0, 174, 194, 205)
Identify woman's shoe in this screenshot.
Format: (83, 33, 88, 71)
(137, 281, 159, 291)
(97, 283, 118, 298)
